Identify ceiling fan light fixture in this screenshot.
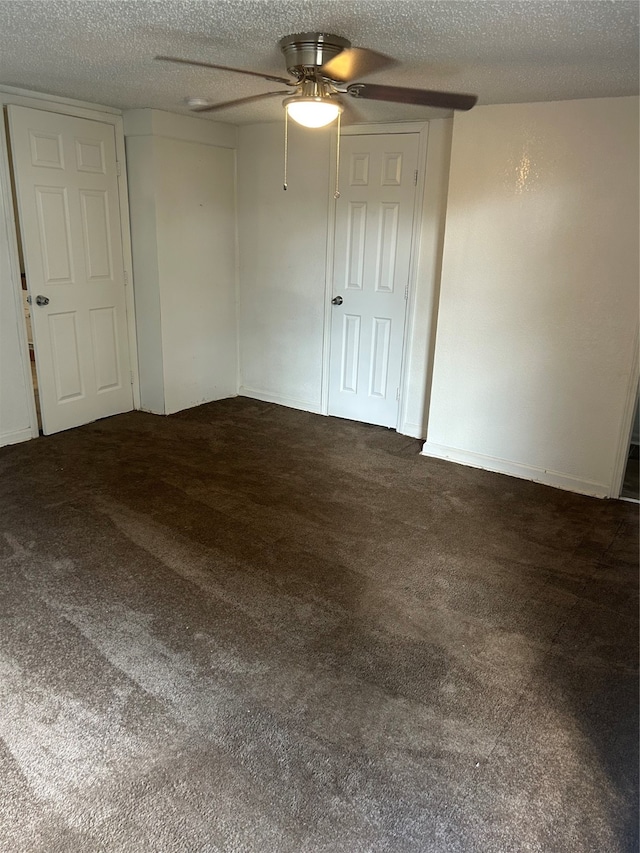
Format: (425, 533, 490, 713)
(284, 96, 343, 128)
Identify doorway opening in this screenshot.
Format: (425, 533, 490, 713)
(6, 104, 134, 436)
(20, 272, 42, 433)
(620, 388, 639, 501)
(326, 131, 420, 429)
(4, 110, 42, 433)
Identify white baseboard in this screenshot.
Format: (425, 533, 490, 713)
(420, 441, 610, 499)
(165, 391, 238, 416)
(0, 426, 35, 448)
(399, 421, 425, 440)
(238, 387, 323, 415)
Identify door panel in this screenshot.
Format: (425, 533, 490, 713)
(370, 317, 391, 397)
(346, 201, 367, 289)
(80, 190, 113, 279)
(36, 187, 74, 281)
(341, 314, 361, 393)
(90, 307, 121, 392)
(49, 312, 83, 401)
(8, 105, 133, 434)
(376, 203, 399, 292)
(328, 133, 419, 427)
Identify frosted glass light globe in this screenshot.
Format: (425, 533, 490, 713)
(285, 98, 342, 128)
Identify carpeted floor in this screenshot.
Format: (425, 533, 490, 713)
(0, 397, 638, 853)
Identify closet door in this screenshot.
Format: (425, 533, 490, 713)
(327, 132, 419, 427)
(8, 105, 133, 434)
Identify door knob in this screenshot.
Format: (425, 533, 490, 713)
(331, 295, 343, 305)
(35, 295, 49, 306)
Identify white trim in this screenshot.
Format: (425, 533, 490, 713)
(397, 123, 429, 434)
(321, 121, 429, 428)
(233, 147, 242, 396)
(399, 421, 424, 439)
(420, 441, 610, 499)
(0, 84, 120, 114)
(112, 114, 141, 410)
(320, 121, 339, 416)
(0, 427, 35, 448)
(239, 386, 322, 415)
(340, 121, 432, 136)
(611, 324, 640, 498)
(0, 114, 39, 442)
(0, 86, 121, 121)
(0, 87, 140, 415)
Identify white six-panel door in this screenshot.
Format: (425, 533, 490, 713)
(8, 105, 133, 435)
(328, 133, 419, 428)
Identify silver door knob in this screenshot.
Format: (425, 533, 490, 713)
(331, 295, 343, 305)
(35, 295, 49, 306)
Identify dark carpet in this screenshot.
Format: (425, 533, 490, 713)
(0, 397, 637, 853)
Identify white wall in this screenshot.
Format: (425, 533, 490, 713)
(237, 121, 333, 412)
(0, 126, 36, 447)
(124, 132, 164, 414)
(401, 119, 453, 437)
(237, 119, 452, 431)
(423, 97, 640, 497)
(6, 93, 636, 500)
(125, 110, 238, 415)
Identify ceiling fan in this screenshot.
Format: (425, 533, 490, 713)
(156, 32, 478, 128)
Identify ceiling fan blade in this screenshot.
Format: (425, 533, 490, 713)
(320, 47, 396, 83)
(190, 90, 291, 113)
(347, 83, 477, 111)
(155, 55, 293, 86)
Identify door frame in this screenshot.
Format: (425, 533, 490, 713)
(611, 323, 640, 498)
(0, 84, 140, 428)
(0, 119, 38, 440)
(321, 121, 429, 432)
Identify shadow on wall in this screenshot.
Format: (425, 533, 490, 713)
(239, 285, 325, 406)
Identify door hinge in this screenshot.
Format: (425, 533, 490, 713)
(413, 169, 418, 186)
(116, 161, 122, 177)
(396, 387, 401, 401)
(130, 370, 134, 386)
(123, 269, 129, 286)
(404, 283, 409, 300)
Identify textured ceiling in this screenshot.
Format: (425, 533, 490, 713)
(0, 1, 637, 124)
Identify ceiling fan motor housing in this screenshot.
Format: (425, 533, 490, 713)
(279, 32, 350, 80)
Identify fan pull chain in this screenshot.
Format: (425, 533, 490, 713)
(334, 111, 341, 199)
(283, 108, 288, 191)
